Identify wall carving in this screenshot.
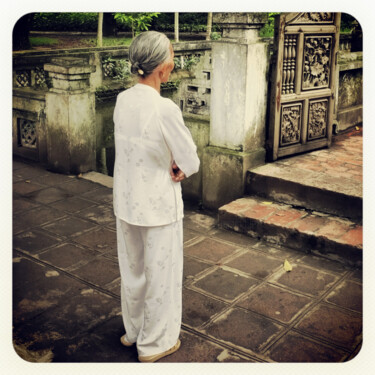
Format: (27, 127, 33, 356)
(280, 103, 302, 146)
(282, 35, 297, 95)
(303, 36, 332, 90)
(308, 99, 328, 140)
(18, 118, 37, 148)
(292, 13, 334, 24)
(15, 70, 30, 87)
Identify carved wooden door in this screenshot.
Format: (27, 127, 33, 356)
(268, 12, 341, 160)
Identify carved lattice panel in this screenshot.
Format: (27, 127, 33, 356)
(308, 99, 328, 140)
(35, 66, 46, 86)
(268, 13, 341, 160)
(15, 71, 31, 87)
(280, 103, 302, 146)
(18, 118, 37, 148)
(303, 36, 332, 90)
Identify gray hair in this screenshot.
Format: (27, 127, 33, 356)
(129, 31, 171, 77)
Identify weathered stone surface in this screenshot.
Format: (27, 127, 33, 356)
(38, 243, 97, 270)
(266, 331, 347, 362)
(183, 256, 212, 282)
(193, 268, 258, 301)
(182, 288, 228, 328)
(325, 280, 362, 312)
(226, 250, 281, 279)
(13, 229, 61, 254)
(73, 227, 117, 255)
(185, 238, 238, 263)
(296, 304, 362, 349)
(272, 265, 338, 297)
(237, 284, 312, 323)
(70, 257, 120, 287)
(42, 216, 98, 237)
(205, 308, 283, 353)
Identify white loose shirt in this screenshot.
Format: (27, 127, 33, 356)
(113, 83, 200, 226)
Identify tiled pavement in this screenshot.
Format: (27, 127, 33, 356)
(12, 158, 362, 363)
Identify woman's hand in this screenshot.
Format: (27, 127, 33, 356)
(170, 161, 186, 182)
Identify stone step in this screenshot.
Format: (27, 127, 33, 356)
(245, 162, 362, 222)
(218, 196, 362, 266)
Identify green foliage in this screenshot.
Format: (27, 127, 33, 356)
(102, 57, 131, 81)
(259, 12, 280, 37)
(114, 12, 160, 36)
(29, 36, 59, 46)
(33, 13, 98, 31)
(173, 55, 200, 71)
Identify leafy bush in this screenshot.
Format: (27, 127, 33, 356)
(33, 13, 98, 32)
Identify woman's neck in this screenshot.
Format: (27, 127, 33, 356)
(138, 74, 161, 94)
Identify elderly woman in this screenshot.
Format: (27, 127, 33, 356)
(113, 31, 200, 363)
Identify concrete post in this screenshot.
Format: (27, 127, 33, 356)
(44, 57, 96, 174)
(202, 13, 269, 209)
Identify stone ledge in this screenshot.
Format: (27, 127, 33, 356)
(218, 196, 362, 266)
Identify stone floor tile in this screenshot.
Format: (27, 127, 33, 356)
(38, 243, 98, 270)
(266, 331, 348, 362)
(225, 250, 282, 279)
(13, 165, 50, 180)
(14, 288, 121, 347)
(183, 256, 212, 282)
(184, 238, 238, 263)
(183, 213, 217, 232)
(251, 241, 302, 260)
(13, 196, 40, 213)
(30, 173, 75, 186)
(13, 258, 85, 324)
(183, 228, 200, 243)
(205, 308, 283, 353)
(77, 204, 116, 225)
(73, 227, 117, 255)
(13, 181, 45, 195)
(81, 187, 113, 203)
(58, 179, 100, 195)
(209, 228, 258, 248)
(51, 316, 139, 362)
(49, 196, 97, 213)
(325, 279, 362, 312)
(13, 229, 62, 255)
(193, 268, 258, 301)
(70, 257, 120, 287)
(296, 303, 362, 349)
(182, 288, 228, 328)
(237, 284, 312, 324)
(27, 187, 74, 204)
(158, 330, 223, 362)
(296, 254, 350, 275)
(42, 217, 98, 238)
(13, 206, 66, 234)
(271, 264, 338, 297)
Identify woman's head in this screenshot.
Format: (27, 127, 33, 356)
(129, 31, 173, 79)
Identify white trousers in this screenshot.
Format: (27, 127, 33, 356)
(116, 217, 183, 357)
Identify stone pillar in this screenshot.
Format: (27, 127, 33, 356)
(44, 57, 96, 174)
(202, 13, 269, 208)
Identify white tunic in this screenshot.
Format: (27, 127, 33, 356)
(113, 83, 200, 226)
